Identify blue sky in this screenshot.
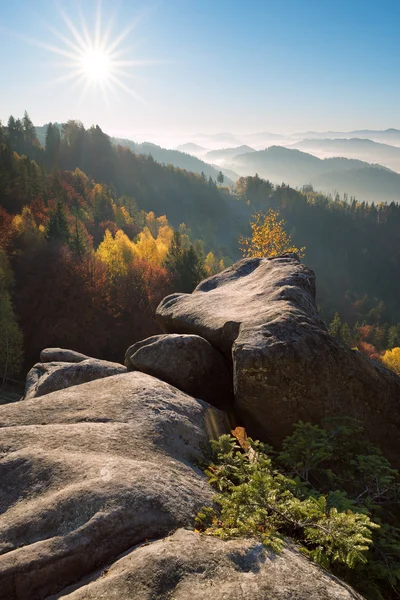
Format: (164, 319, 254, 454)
(0, 0, 399, 137)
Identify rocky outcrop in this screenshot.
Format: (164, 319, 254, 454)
(24, 358, 127, 399)
(39, 348, 90, 363)
(157, 255, 400, 465)
(125, 334, 233, 407)
(0, 372, 227, 599)
(2, 253, 395, 599)
(56, 529, 364, 600)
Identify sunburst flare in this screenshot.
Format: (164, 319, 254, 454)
(14, 1, 158, 106)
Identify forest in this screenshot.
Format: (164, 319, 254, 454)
(1, 112, 400, 380)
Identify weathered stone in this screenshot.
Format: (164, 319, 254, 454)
(0, 372, 227, 600)
(40, 348, 90, 363)
(24, 358, 127, 400)
(55, 529, 364, 600)
(125, 334, 233, 408)
(157, 255, 400, 465)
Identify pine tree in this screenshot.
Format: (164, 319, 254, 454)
(46, 200, 70, 244)
(388, 325, 399, 349)
(69, 219, 89, 260)
(22, 111, 37, 149)
(164, 231, 206, 292)
(329, 313, 342, 339)
(45, 123, 61, 168)
(180, 245, 206, 292)
(340, 323, 352, 346)
(0, 251, 23, 383)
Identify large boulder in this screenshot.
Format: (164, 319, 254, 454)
(0, 372, 227, 600)
(56, 529, 364, 600)
(24, 358, 127, 400)
(157, 255, 400, 465)
(125, 334, 233, 407)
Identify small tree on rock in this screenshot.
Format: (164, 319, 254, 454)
(239, 209, 305, 259)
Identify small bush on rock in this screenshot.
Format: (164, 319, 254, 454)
(197, 420, 400, 600)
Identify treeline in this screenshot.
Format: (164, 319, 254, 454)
(2, 114, 249, 254)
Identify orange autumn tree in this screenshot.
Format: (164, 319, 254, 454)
(239, 209, 305, 259)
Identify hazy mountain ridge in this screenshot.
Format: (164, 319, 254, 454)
(175, 143, 208, 156)
(291, 137, 400, 172)
(170, 128, 400, 151)
(205, 145, 255, 162)
(34, 123, 400, 203)
(231, 145, 400, 202)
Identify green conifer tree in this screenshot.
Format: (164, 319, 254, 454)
(329, 313, 342, 339)
(0, 251, 23, 383)
(46, 200, 70, 244)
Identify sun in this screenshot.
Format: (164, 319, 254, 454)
(80, 48, 111, 82)
(18, 1, 156, 105)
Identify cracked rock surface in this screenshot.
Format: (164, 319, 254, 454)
(54, 529, 364, 600)
(0, 372, 227, 600)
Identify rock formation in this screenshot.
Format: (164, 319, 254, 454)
(55, 529, 364, 600)
(0, 372, 227, 599)
(157, 254, 400, 465)
(4, 254, 394, 598)
(125, 333, 233, 407)
(24, 354, 127, 399)
(40, 348, 91, 363)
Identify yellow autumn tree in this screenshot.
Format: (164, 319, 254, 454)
(204, 251, 225, 277)
(12, 207, 45, 250)
(96, 229, 136, 277)
(239, 209, 305, 259)
(134, 227, 159, 264)
(113, 203, 134, 229)
(381, 347, 400, 375)
(134, 216, 174, 266)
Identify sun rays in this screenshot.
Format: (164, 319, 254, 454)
(16, 1, 156, 107)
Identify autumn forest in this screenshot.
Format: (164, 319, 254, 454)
(1, 112, 400, 382)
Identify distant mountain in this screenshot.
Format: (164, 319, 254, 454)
(241, 131, 289, 145)
(232, 146, 321, 181)
(294, 129, 400, 146)
(175, 143, 208, 156)
(205, 145, 255, 162)
(231, 146, 400, 203)
(349, 129, 400, 145)
(113, 137, 235, 185)
(291, 138, 400, 173)
(192, 132, 243, 148)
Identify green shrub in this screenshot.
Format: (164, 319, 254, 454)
(197, 419, 400, 600)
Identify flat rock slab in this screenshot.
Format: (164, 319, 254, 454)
(0, 372, 227, 600)
(125, 334, 233, 408)
(24, 358, 127, 400)
(157, 255, 400, 465)
(55, 529, 364, 600)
